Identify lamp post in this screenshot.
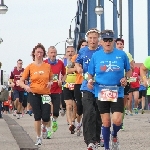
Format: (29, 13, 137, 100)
(95, 0, 104, 16)
(54, 41, 66, 56)
(66, 14, 81, 45)
(0, 0, 8, 14)
(108, 0, 122, 38)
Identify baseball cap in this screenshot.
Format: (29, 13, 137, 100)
(101, 30, 114, 39)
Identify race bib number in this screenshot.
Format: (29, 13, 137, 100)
(66, 83, 75, 90)
(98, 86, 118, 102)
(129, 77, 137, 82)
(53, 74, 58, 82)
(41, 95, 51, 104)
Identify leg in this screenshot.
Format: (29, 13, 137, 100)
(128, 92, 133, 115)
(82, 91, 97, 146)
(29, 93, 42, 138)
(74, 84, 83, 127)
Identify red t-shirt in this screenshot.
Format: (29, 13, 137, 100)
(44, 59, 66, 93)
(9, 67, 24, 91)
(130, 67, 140, 88)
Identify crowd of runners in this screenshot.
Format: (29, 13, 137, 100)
(0, 28, 150, 150)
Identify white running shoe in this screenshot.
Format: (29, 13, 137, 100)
(35, 137, 42, 145)
(87, 143, 97, 150)
(17, 114, 20, 119)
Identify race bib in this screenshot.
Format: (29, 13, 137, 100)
(41, 95, 51, 104)
(129, 77, 137, 82)
(98, 86, 118, 102)
(53, 74, 58, 82)
(66, 83, 75, 90)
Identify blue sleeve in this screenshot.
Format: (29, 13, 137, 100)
(88, 53, 95, 76)
(75, 50, 83, 65)
(124, 53, 130, 72)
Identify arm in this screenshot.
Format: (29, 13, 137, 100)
(87, 54, 95, 89)
(9, 71, 15, 87)
(75, 51, 83, 73)
(140, 64, 148, 82)
(19, 66, 30, 89)
(130, 60, 134, 70)
(124, 53, 132, 78)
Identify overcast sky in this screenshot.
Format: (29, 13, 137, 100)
(0, 0, 148, 74)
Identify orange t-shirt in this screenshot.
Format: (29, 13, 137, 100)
(71, 54, 83, 84)
(22, 62, 53, 94)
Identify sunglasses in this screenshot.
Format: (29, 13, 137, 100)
(103, 38, 113, 42)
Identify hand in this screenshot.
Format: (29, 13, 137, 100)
(58, 80, 62, 87)
(16, 80, 20, 86)
(87, 79, 94, 90)
(25, 85, 31, 93)
(47, 81, 53, 88)
(120, 77, 127, 87)
(76, 67, 83, 74)
(10, 82, 15, 87)
(143, 79, 150, 87)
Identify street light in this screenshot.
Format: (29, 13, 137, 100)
(95, 0, 104, 16)
(108, 0, 122, 38)
(54, 41, 66, 56)
(66, 14, 81, 45)
(0, 38, 3, 44)
(0, 0, 8, 14)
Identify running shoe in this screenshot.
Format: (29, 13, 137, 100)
(111, 136, 120, 150)
(47, 130, 52, 139)
(35, 137, 42, 145)
(133, 108, 138, 114)
(141, 109, 145, 114)
(87, 143, 97, 150)
(52, 121, 58, 132)
(69, 124, 75, 134)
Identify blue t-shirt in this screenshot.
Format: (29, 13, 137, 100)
(139, 85, 146, 91)
(76, 46, 102, 94)
(88, 48, 130, 98)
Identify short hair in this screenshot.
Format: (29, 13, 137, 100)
(17, 59, 22, 62)
(31, 43, 46, 61)
(115, 38, 124, 45)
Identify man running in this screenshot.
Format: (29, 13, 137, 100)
(63, 46, 77, 134)
(9, 59, 24, 119)
(44, 46, 66, 138)
(88, 30, 131, 150)
(75, 28, 102, 150)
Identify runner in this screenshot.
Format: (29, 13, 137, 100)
(44, 46, 66, 139)
(70, 39, 87, 136)
(115, 38, 134, 129)
(63, 46, 77, 134)
(88, 29, 131, 150)
(19, 43, 53, 145)
(75, 28, 102, 150)
(9, 60, 24, 119)
(128, 62, 140, 115)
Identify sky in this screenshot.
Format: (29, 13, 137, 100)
(0, 0, 148, 75)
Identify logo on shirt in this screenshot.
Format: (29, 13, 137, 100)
(100, 61, 120, 72)
(34, 71, 44, 75)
